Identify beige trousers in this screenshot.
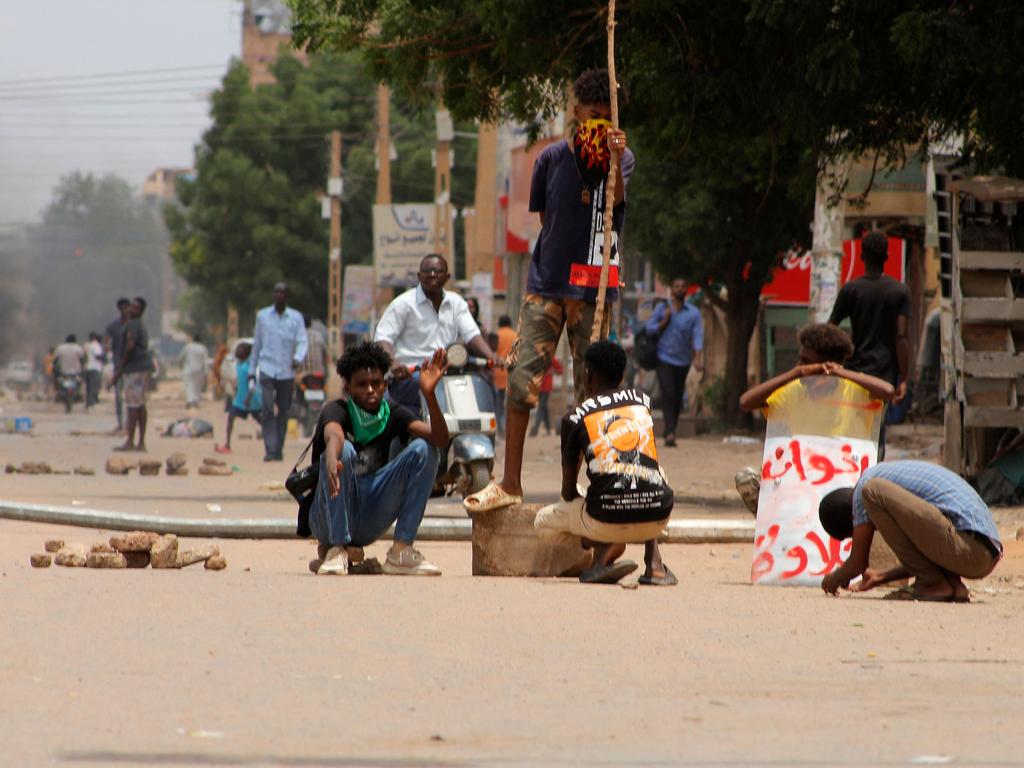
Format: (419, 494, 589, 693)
(534, 496, 668, 545)
(861, 478, 999, 586)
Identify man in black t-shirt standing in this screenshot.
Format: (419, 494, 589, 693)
(828, 230, 910, 457)
(112, 297, 154, 452)
(307, 341, 450, 576)
(535, 341, 676, 585)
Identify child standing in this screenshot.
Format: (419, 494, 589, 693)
(529, 357, 563, 437)
(216, 342, 262, 454)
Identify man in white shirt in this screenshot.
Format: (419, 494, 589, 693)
(375, 254, 498, 413)
(54, 334, 85, 376)
(251, 282, 309, 461)
(84, 331, 105, 408)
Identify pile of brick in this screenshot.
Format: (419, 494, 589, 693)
(30, 532, 227, 571)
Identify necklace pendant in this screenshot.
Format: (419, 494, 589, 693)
(581, 188, 591, 205)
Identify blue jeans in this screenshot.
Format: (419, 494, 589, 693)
(260, 374, 294, 459)
(308, 438, 439, 547)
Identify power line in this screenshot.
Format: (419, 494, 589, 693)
(0, 64, 228, 88)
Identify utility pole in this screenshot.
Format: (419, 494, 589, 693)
(376, 84, 391, 206)
(808, 160, 846, 323)
(470, 122, 498, 279)
(327, 130, 343, 361)
(434, 108, 454, 271)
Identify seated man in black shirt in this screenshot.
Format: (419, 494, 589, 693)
(308, 341, 450, 576)
(535, 340, 676, 585)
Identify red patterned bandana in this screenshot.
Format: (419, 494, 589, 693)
(573, 118, 612, 187)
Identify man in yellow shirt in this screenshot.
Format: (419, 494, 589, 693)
(735, 324, 894, 513)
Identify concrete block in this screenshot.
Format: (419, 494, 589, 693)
(176, 543, 220, 568)
(150, 534, 179, 569)
(468, 503, 592, 578)
(30, 554, 52, 568)
(205, 554, 227, 571)
(109, 531, 159, 553)
(86, 551, 127, 569)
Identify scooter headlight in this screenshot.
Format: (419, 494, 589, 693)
(446, 343, 468, 368)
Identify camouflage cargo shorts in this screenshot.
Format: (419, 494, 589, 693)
(506, 293, 610, 410)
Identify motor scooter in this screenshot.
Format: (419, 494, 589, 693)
(402, 343, 497, 498)
(57, 372, 82, 414)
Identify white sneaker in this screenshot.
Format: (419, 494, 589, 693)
(383, 546, 442, 576)
(317, 546, 349, 575)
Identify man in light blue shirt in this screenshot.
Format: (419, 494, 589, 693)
(644, 278, 704, 447)
(819, 461, 1002, 603)
(251, 282, 309, 461)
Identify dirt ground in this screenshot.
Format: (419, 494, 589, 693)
(3, 385, 1024, 766)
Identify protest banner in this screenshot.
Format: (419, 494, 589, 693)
(750, 375, 884, 586)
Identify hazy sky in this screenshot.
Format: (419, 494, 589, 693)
(0, 1, 243, 228)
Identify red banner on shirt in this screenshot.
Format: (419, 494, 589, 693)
(569, 264, 619, 289)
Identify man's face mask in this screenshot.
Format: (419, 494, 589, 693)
(573, 118, 612, 187)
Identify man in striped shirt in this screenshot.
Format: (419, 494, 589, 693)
(819, 461, 1002, 603)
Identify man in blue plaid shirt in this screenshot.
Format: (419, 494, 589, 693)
(817, 461, 1002, 603)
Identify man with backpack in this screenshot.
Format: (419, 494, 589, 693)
(643, 279, 703, 447)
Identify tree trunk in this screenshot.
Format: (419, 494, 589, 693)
(721, 279, 762, 429)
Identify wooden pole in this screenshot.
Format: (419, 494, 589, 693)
(375, 84, 391, 205)
(590, 0, 620, 342)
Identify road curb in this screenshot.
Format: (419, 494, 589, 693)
(0, 501, 755, 543)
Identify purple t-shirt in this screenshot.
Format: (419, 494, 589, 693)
(526, 140, 635, 302)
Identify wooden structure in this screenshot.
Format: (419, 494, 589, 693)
(943, 176, 1024, 476)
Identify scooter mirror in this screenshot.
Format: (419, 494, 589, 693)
(446, 343, 468, 368)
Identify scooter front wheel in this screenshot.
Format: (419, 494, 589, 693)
(465, 459, 493, 497)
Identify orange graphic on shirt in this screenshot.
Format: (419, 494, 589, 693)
(584, 405, 659, 465)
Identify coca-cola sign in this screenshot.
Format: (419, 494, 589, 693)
(761, 238, 906, 305)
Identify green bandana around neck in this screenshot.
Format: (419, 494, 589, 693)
(346, 398, 390, 444)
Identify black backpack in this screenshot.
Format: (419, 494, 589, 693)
(634, 326, 661, 371)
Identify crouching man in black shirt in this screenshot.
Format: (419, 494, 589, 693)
(308, 341, 449, 576)
(535, 340, 676, 585)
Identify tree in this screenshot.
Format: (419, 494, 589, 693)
(165, 51, 475, 327)
(26, 172, 165, 347)
(288, 0, 1024, 425)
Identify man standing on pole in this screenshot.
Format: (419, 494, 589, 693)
(251, 282, 308, 462)
(465, 68, 634, 512)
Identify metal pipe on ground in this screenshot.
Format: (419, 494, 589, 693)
(0, 501, 755, 543)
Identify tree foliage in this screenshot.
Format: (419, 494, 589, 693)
(166, 52, 474, 325)
(25, 172, 165, 347)
(288, 0, 1024, 423)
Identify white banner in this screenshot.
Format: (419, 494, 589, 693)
(372, 203, 436, 288)
(751, 434, 877, 586)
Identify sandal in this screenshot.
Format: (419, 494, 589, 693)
(579, 560, 639, 584)
(882, 586, 953, 603)
(463, 482, 522, 513)
(638, 566, 678, 586)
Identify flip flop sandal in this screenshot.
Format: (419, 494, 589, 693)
(638, 566, 678, 586)
(882, 586, 953, 603)
(579, 560, 639, 584)
(463, 482, 522, 513)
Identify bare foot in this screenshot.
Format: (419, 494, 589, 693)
(910, 579, 955, 601)
(113, 442, 134, 452)
(497, 479, 524, 497)
(946, 574, 971, 603)
(593, 542, 626, 567)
